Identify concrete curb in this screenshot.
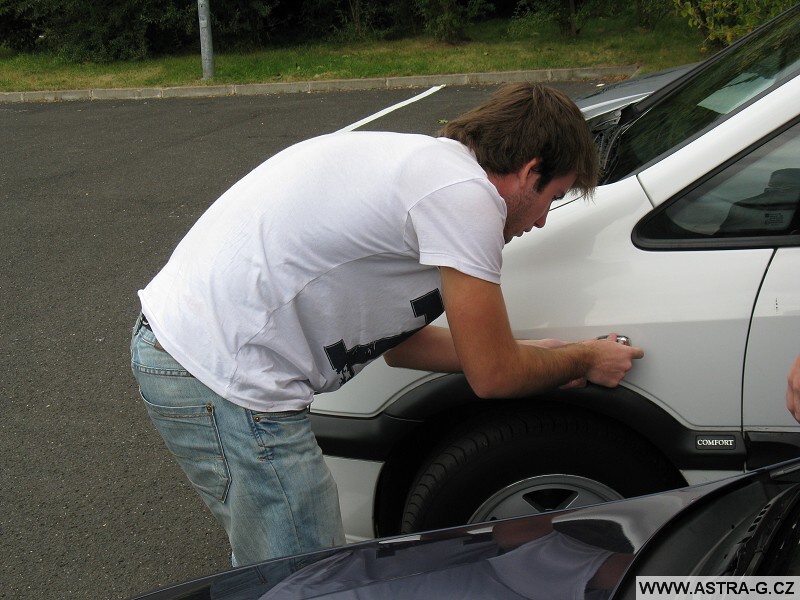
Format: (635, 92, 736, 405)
(0, 65, 640, 104)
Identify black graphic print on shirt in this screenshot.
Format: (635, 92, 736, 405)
(324, 289, 444, 386)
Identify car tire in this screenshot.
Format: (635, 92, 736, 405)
(400, 404, 685, 533)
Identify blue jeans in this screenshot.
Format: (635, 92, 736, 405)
(130, 315, 345, 566)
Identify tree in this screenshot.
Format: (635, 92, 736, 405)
(674, 0, 795, 48)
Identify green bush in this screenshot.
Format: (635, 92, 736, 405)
(0, 0, 496, 61)
(291, 0, 418, 41)
(414, 0, 494, 43)
(633, 0, 673, 28)
(674, 0, 795, 48)
(45, 0, 151, 62)
(0, 0, 45, 51)
(0, 0, 199, 61)
(509, 0, 618, 37)
(0, 0, 281, 62)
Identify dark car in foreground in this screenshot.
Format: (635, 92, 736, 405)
(133, 457, 800, 599)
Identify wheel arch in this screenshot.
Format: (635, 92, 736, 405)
(372, 374, 744, 536)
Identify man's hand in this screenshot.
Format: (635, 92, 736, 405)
(787, 355, 800, 424)
(581, 335, 644, 388)
(518, 335, 643, 389)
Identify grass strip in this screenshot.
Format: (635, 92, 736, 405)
(0, 15, 707, 92)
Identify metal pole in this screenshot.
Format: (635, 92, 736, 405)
(197, 0, 215, 79)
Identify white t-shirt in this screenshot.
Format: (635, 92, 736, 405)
(139, 132, 506, 412)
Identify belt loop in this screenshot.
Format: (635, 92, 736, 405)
(138, 314, 166, 351)
(134, 312, 144, 334)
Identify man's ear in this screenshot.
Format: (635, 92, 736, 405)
(519, 158, 540, 185)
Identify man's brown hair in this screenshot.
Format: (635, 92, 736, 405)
(439, 83, 599, 198)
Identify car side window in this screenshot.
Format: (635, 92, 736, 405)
(634, 120, 800, 250)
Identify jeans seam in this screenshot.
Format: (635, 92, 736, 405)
(131, 362, 194, 377)
(142, 393, 231, 502)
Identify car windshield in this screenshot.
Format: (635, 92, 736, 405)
(603, 6, 800, 183)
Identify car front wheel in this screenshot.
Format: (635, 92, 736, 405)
(400, 404, 685, 533)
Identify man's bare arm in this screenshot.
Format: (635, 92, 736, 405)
(435, 267, 643, 398)
(383, 325, 462, 373)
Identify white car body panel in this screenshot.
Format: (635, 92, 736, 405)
(324, 455, 383, 542)
(744, 247, 800, 428)
(501, 178, 773, 428)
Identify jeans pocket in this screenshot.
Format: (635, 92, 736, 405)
(142, 395, 232, 502)
(249, 409, 317, 459)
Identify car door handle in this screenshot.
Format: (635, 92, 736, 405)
(596, 334, 631, 346)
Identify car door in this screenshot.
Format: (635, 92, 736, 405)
(635, 104, 800, 431)
(744, 247, 800, 429)
(735, 122, 800, 430)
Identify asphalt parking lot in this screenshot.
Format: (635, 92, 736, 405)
(1, 79, 600, 599)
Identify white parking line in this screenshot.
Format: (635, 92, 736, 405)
(336, 85, 447, 133)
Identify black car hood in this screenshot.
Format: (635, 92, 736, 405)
(132, 458, 800, 599)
